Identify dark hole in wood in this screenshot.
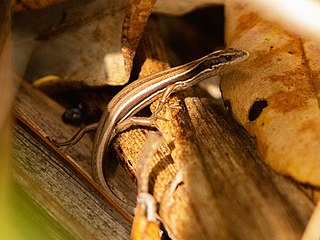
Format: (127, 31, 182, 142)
(248, 99, 268, 122)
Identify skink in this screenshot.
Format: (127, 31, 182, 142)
(92, 48, 248, 192)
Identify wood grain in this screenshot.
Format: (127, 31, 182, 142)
(13, 81, 136, 239)
(158, 89, 315, 239)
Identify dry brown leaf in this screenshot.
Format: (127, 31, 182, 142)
(153, 0, 223, 15)
(12, 0, 67, 11)
(121, 0, 157, 78)
(21, 0, 132, 91)
(221, 0, 320, 187)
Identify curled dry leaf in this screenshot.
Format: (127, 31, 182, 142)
(24, 0, 128, 89)
(12, 0, 67, 11)
(121, 0, 157, 78)
(221, 0, 320, 186)
(153, 0, 223, 15)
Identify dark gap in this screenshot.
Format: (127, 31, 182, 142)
(157, 6, 225, 64)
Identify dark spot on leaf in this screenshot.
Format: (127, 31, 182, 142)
(248, 99, 268, 122)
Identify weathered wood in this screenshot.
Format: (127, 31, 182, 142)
(15, 81, 137, 214)
(115, 85, 315, 239)
(163, 89, 314, 239)
(12, 121, 131, 240)
(13, 81, 136, 239)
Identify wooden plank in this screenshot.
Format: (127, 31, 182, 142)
(114, 86, 315, 239)
(13, 81, 135, 239)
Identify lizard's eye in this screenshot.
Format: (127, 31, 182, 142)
(224, 55, 232, 61)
